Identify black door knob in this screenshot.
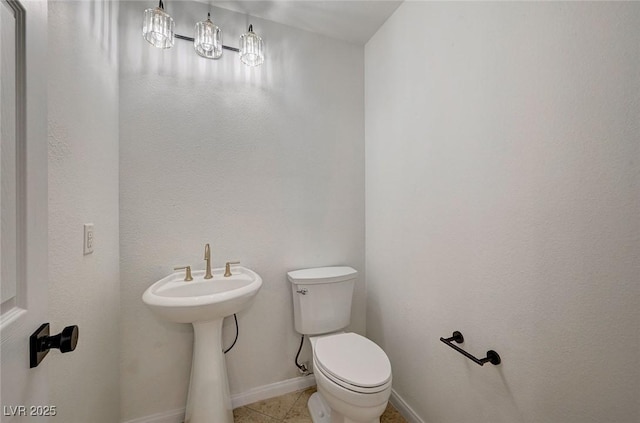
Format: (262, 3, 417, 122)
(46, 325, 79, 353)
(30, 323, 79, 368)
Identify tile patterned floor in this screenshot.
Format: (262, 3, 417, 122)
(233, 386, 407, 423)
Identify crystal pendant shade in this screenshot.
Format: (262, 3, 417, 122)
(194, 13, 222, 59)
(239, 25, 264, 67)
(142, 6, 174, 49)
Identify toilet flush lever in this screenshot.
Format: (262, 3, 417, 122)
(296, 288, 308, 295)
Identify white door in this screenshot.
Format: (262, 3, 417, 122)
(1, 0, 49, 419)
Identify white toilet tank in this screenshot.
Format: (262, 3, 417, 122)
(288, 266, 357, 335)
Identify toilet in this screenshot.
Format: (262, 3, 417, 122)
(288, 266, 392, 423)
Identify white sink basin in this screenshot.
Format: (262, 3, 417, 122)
(143, 266, 262, 323)
(142, 265, 262, 423)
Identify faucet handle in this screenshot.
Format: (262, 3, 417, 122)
(174, 266, 193, 282)
(224, 261, 240, 277)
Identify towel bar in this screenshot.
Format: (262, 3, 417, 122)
(440, 331, 501, 366)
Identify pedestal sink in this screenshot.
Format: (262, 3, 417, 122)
(143, 266, 262, 423)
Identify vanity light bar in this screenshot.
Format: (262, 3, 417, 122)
(142, 0, 264, 66)
(175, 34, 240, 52)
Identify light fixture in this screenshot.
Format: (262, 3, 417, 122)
(142, 0, 174, 49)
(141, 1, 264, 67)
(194, 13, 222, 59)
(239, 24, 265, 67)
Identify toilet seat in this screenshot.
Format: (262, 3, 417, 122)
(314, 356, 391, 395)
(314, 333, 391, 394)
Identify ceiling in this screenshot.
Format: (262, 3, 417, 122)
(211, 1, 403, 45)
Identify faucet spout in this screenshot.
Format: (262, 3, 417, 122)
(204, 243, 213, 279)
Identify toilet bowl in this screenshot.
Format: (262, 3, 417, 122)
(288, 267, 393, 423)
(309, 333, 392, 423)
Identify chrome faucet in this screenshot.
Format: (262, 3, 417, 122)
(204, 244, 213, 279)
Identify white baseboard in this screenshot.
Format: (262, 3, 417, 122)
(390, 389, 425, 423)
(121, 375, 316, 423)
(231, 374, 316, 408)
(122, 408, 185, 423)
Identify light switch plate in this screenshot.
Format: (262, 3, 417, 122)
(84, 223, 94, 255)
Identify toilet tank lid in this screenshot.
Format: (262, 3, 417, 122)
(287, 266, 357, 285)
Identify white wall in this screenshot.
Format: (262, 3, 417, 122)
(48, 1, 120, 422)
(366, 3, 640, 423)
(118, 1, 365, 420)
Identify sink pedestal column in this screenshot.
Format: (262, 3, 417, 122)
(184, 318, 233, 423)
